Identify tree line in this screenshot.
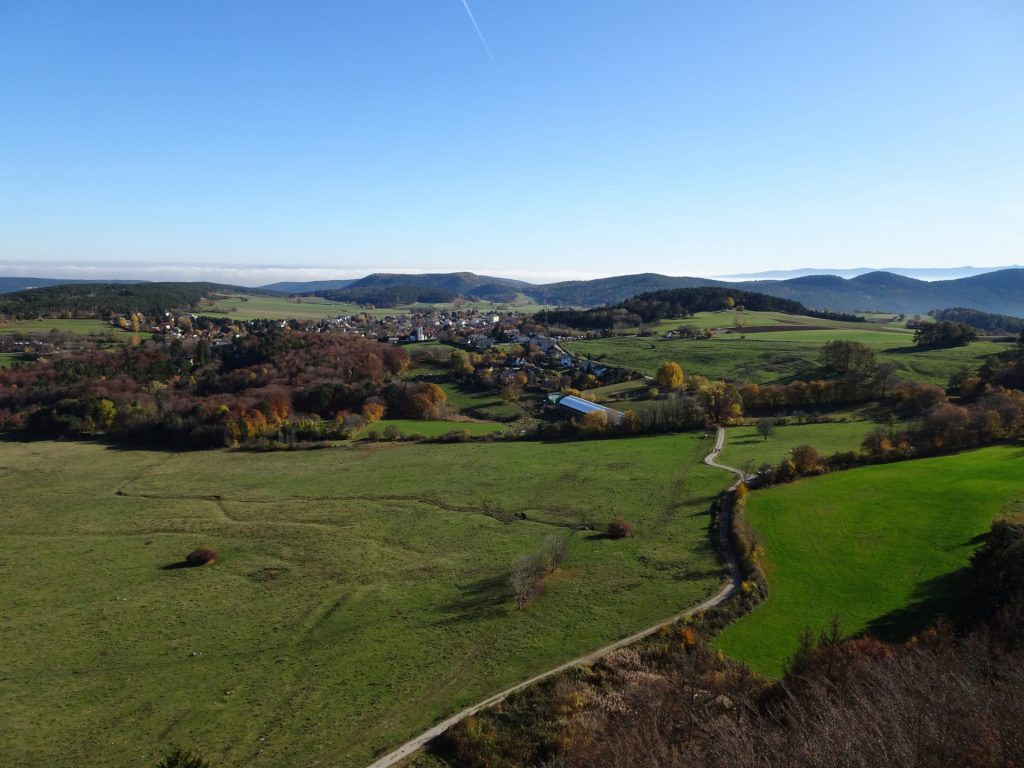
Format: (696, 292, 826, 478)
(930, 307, 1023, 336)
(912, 320, 977, 348)
(313, 285, 459, 307)
(542, 287, 865, 331)
(0, 327, 414, 448)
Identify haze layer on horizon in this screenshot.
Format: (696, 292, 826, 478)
(2, 1, 1022, 278)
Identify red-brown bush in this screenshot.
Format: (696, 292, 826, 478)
(185, 548, 218, 567)
(607, 518, 633, 539)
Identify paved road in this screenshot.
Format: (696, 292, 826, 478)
(364, 427, 744, 768)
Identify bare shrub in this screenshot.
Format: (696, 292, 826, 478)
(510, 553, 543, 609)
(539, 535, 568, 573)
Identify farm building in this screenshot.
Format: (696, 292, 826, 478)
(547, 393, 625, 425)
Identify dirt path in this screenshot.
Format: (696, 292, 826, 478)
(363, 427, 744, 768)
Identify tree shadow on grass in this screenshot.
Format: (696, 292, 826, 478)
(435, 574, 509, 626)
(963, 530, 990, 548)
(161, 560, 200, 570)
(864, 567, 972, 642)
(731, 435, 765, 446)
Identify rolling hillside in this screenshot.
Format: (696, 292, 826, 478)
(5, 267, 1024, 314)
(273, 269, 1024, 314)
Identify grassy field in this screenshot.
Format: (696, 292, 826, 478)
(399, 348, 533, 422)
(564, 313, 1011, 386)
(201, 293, 348, 321)
(0, 434, 729, 768)
(716, 445, 1024, 677)
(202, 293, 557, 322)
(0, 352, 21, 367)
(720, 420, 876, 472)
(658, 309, 912, 334)
(438, 382, 531, 421)
(357, 419, 508, 439)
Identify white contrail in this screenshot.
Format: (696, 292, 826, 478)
(460, 0, 495, 64)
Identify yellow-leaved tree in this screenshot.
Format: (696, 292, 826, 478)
(655, 361, 684, 391)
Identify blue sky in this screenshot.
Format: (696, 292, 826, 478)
(1, 0, 1022, 284)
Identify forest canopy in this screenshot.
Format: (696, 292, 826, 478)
(542, 287, 865, 330)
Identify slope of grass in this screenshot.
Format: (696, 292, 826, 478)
(201, 293, 347, 321)
(564, 330, 1010, 386)
(716, 445, 1024, 677)
(720, 420, 875, 472)
(438, 382, 530, 421)
(653, 310, 910, 335)
(0, 434, 728, 768)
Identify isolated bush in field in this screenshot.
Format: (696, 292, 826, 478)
(185, 548, 218, 567)
(157, 746, 210, 768)
(607, 518, 633, 539)
(756, 417, 776, 440)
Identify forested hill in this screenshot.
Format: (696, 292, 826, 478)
(0, 282, 237, 319)
(309, 272, 534, 306)
(0, 277, 146, 294)
(930, 308, 1024, 335)
(742, 269, 1024, 316)
(281, 268, 1024, 314)
(5, 267, 1024, 315)
(524, 274, 721, 306)
(541, 287, 863, 330)
(260, 279, 355, 294)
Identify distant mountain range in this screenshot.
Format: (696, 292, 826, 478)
(265, 269, 1024, 316)
(258, 279, 356, 294)
(714, 265, 1023, 282)
(3, 267, 1024, 315)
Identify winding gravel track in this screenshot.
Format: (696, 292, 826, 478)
(364, 427, 744, 768)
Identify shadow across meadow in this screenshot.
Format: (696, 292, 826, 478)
(435, 574, 510, 626)
(864, 567, 973, 642)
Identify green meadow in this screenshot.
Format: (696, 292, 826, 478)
(658, 309, 911, 334)
(201, 293, 557, 322)
(716, 445, 1024, 677)
(201, 293, 347, 321)
(720, 420, 876, 472)
(564, 310, 1011, 386)
(0, 434, 729, 768)
(438, 382, 531, 421)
